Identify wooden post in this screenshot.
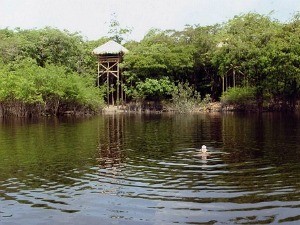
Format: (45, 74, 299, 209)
(117, 62, 119, 109)
(121, 79, 123, 106)
(97, 62, 100, 87)
(107, 69, 109, 106)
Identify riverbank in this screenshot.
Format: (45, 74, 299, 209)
(101, 102, 223, 114)
(102, 101, 300, 114)
(1, 100, 299, 117)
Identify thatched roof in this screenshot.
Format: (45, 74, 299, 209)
(92, 40, 129, 55)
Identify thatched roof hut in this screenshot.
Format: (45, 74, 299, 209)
(93, 40, 128, 107)
(92, 40, 129, 55)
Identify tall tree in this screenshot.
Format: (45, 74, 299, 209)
(108, 13, 132, 44)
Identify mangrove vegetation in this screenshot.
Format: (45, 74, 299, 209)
(1, 12, 300, 116)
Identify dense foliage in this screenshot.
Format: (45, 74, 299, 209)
(221, 87, 256, 107)
(1, 12, 300, 116)
(0, 58, 104, 116)
(122, 13, 300, 111)
(0, 28, 105, 116)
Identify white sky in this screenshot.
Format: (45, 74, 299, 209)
(0, 0, 299, 41)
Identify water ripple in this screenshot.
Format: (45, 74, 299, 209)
(1, 157, 299, 225)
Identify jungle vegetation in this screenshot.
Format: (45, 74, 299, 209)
(1, 12, 300, 116)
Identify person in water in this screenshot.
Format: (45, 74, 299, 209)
(201, 145, 207, 153)
(198, 145, 210, 159)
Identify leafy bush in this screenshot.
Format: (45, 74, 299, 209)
(171, 82, 201, 113)
(0, 58, 105, 116)
(125, 77, 175, 101)
(221, 86, 256, 106)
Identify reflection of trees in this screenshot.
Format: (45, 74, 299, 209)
(0, 117, 106, 212)
(1, 113, 299, 207)
(211, 113, 300, 202)
(221, 113, 300, 164)
(0, 117, 102, 184)
(97, 114, 126, 168)
(122, 113, 225, 158)
(221, 113, 265, 163)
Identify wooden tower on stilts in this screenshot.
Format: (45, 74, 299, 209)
(93, 40, 129, 107)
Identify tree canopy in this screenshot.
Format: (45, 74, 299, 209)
(1, 12, 300, 116)
(0, 28, 105, 116)
(122, 13, 300, 110)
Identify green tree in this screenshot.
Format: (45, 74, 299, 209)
(108, 13, 132, 44)
(122, 29, 195, 101)
(212, 13, 281, 110)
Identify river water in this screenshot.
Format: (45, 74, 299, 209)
(0, 113, 299, 224)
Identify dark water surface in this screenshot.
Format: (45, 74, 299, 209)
(0, 113, 299, 224)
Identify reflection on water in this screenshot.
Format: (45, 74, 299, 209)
(0, 113, 300, 224)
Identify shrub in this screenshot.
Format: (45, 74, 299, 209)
(0, 58, 105, 116)
(221, 86, 256, 106)
(125, 77, 175, 101)
(171, 82, 201, 113)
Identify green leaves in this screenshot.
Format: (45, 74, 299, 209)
(108, 13, 132, 44)
(0, 27, 93, 75)
(0, 27, 108, 115)
(221, 87, 256, 106)
(1, 12, 300, 111)
(212, 12, 300, 108)
(171, 82, 201, 113)
(125, 77, 174, 100)
(0, 59, 104, 115)
(122, 29, 197, 101)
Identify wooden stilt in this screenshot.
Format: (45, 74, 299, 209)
(117, 63, 119, 109)
(120, 79, 123, 106)
(107, 71, 109, 106)
(97, 62, 100, 87)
